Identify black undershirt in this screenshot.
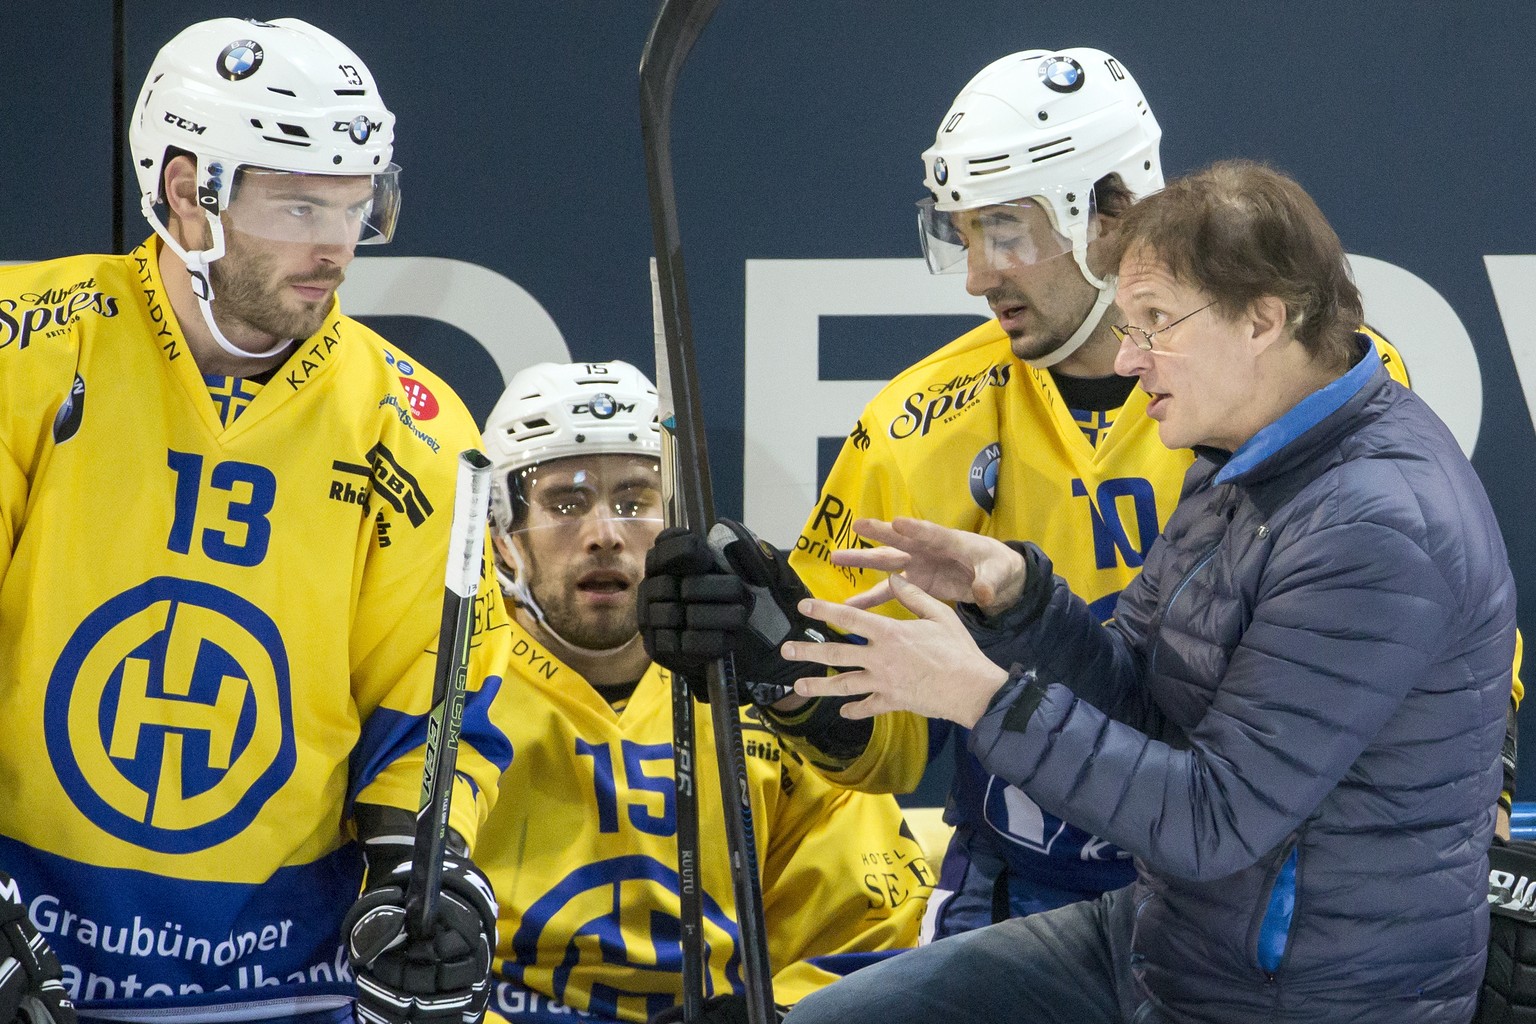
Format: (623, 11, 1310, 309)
(1049, 369, 1137, 413)
(600, 677, 643, 712)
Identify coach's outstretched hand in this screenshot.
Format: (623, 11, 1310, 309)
(830, 517, 1028, 615)
(344, 856, 497, 1024)
(0, 871, 77, 1024)
(638, 519, 829, 706)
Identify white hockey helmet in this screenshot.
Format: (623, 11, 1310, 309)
(129, 18, 400, 357)
(918, 48, 1163, 367)
(483, 360, 662, 533)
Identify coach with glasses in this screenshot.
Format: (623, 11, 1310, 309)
(779, 159, 1515, 1024)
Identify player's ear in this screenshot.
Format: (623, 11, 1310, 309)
(161, 154, 211, 252)
(162, 154, 201, 221)
(492, 532, 521, 575)
(1085, 211, 1121, 279)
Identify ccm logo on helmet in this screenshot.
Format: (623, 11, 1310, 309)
(163, 111, 207, 135)
(216, 40, 264, 81)
(335, 115, 382, 144)
(572, 395, 632, 419)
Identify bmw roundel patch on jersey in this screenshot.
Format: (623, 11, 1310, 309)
(969, 442, 1001, 513)
(1039, 55, 1085, 93)
(52, 374, 85, 444)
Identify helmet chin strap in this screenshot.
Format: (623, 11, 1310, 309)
(541, 626, 647, 662)
(1024, 275, 1117, 370)
(1024, 220, 1118, 371)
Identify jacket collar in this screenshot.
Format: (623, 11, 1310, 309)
(1201, 333, 1386, 487)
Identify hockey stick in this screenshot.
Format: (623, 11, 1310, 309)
(405, 448, 494, 937)
(640, 5, 777, 1023)
(652, 258, 707, 1021)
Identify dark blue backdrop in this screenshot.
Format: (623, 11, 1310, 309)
(4, 1, 1534, 798)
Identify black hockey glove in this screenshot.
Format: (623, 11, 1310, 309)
(638, 519, 831, 705)
(648, 994, 788, 1023)
(0, 872, 76, 1024)
(343, 856, 498, 1024)
(1477, 838, 1536, 1023)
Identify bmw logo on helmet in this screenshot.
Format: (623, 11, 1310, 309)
(1039, 55, 1085, 94)
(934, 157, 949, 186)
(589, 393, 618, 419)
(347, 115, 374, 145)
(217, 40, 264, 81)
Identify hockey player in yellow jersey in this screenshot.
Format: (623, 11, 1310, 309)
(0, 18, 513, 1024)
(636, 46, 1489, 944)
(474, 362, 930, 1024)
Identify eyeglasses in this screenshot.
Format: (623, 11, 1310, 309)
(1111, 302, 1215, 351)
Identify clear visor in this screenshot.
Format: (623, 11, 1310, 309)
(221, 164, 402, 247)
(507, 459, 664, 542)
(916, 194, 1090, 275)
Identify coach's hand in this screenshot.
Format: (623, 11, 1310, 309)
(787, 572, 1010, 728)
(0, 871, 77, 1024)
(831, 517, 1028, 617)
(344, 856, 497, 1024)
(638, 520, 830, 706)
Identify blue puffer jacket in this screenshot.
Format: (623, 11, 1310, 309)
(967, 344, 1515, 1024)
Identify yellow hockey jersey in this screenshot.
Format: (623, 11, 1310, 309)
(478, 619, 931, 1024)
(0, 241, 513, 1020)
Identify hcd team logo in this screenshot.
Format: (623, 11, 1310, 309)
(45, 578, 297, 853)
(509, 856, 743, 1016)
(216, 40, 264, 81)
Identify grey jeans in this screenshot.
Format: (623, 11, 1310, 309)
(785, 885, 1166, 1024)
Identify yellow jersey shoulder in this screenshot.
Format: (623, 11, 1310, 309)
(1362, 324, 1411, 387)
(0, 251, 135, 361)
(858, 319, 1017, 421)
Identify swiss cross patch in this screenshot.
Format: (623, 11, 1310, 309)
(399, 377, 439, 421)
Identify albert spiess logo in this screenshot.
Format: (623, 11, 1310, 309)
(45, 578, 296, 853)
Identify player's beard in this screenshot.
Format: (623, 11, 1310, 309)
(1005, 320, 1071, 363)
(987, 258, 1104, 364)
(209, 232, 342, 344)
(993, 287, 1087, 363)
(524, 549, 640, 652)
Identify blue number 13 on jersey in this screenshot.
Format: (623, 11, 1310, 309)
(167, 449, 277, 567)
